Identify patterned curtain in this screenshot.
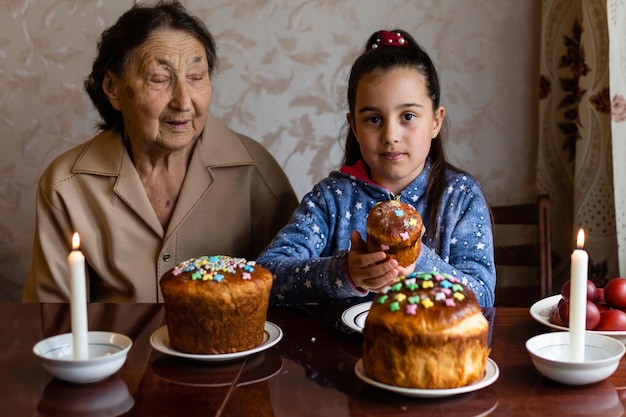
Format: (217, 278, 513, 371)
(609, 1, 626, 279)
(538, 0, 626, 291)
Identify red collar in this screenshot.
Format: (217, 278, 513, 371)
(339, 160, 379, 187)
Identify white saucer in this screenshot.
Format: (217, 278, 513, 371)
(528, 294, 564, 331)
(341, 302, 372, 333)
(150, 322, 283, 362)
(529, 295, 626, 344)
(354, 357, 499, 398)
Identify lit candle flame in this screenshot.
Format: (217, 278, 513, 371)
(576, 228, 585, 249)
(72, 232, 80, 251)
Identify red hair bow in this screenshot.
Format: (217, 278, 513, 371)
(372, 31, 408, 49)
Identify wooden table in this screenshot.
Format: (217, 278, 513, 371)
(2, 302, 626, 416)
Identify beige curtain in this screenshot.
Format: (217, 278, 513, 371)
(538, 0, 625, 291)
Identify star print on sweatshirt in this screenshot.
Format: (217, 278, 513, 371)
(257, 159, 495, 307)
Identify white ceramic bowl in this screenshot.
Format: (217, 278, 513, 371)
(526, 331, 625, 385)
(33, 331, 132, 384)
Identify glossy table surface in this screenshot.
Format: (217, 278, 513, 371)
(3, 302, 626, 417)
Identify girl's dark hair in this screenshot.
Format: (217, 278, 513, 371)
(84, 1, 217, 134)
(343, 29, 464, 250)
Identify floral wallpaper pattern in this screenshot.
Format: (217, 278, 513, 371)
(0, 0, 541, 301)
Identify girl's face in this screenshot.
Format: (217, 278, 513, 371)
(103, 28, 212, 154)
(348, 67, 445, 194)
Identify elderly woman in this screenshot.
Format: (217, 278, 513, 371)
(23, 1, 298, 302)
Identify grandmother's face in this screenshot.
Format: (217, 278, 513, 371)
(104, 28, 211, 152)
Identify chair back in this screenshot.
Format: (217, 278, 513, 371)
(490, 195, 552, 307)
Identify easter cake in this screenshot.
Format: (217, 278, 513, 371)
(159, 255, 273, 355)
(362, 271, 489, 389)
(366, 200, 423, 267)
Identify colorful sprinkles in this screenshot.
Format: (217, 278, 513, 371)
(171, 255, 256, 282)
(377, 272, 466, 312)
(368, 200, 421, 246)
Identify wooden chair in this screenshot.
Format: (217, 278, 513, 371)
(491, 194, 553, 307)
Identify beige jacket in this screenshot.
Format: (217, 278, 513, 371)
(23, 115, 298, 302)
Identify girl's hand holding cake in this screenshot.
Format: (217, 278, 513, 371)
(346, 230, 402, 292)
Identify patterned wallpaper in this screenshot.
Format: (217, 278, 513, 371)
(0, 0, 541, 301)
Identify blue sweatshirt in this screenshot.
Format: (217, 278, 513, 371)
(257, 159, 495, 307)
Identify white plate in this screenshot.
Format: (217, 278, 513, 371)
(341, 302, 372, 333)
(529, 295, 626, 344)
(354, 358, 499, 398)
(150, 322, 283, 362)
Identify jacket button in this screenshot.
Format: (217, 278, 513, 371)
(162, 252, 171, 262)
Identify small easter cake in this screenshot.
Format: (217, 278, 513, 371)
(362, 271, 489, 389)
(159, 255, 273, 355)
(366, 200, 423, 267)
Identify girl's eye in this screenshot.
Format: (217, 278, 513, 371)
(403, 113, 416, 121)
(366, 115, 381, 124)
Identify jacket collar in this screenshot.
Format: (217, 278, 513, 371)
(336, 158, 432, 201)
(71, 114, 255, 237)
(339, 160, 377, 186)
(73, 113, 253, 176)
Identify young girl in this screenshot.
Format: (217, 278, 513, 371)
(257, 29, 495, 307)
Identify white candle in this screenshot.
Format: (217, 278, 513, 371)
(69, 232, 88, 360)
(569, 228, 588, 362)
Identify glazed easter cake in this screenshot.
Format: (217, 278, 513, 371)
(362, 271, 489, 389)
(366, 200, 423, 267)
(159, 255, 273, 355)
